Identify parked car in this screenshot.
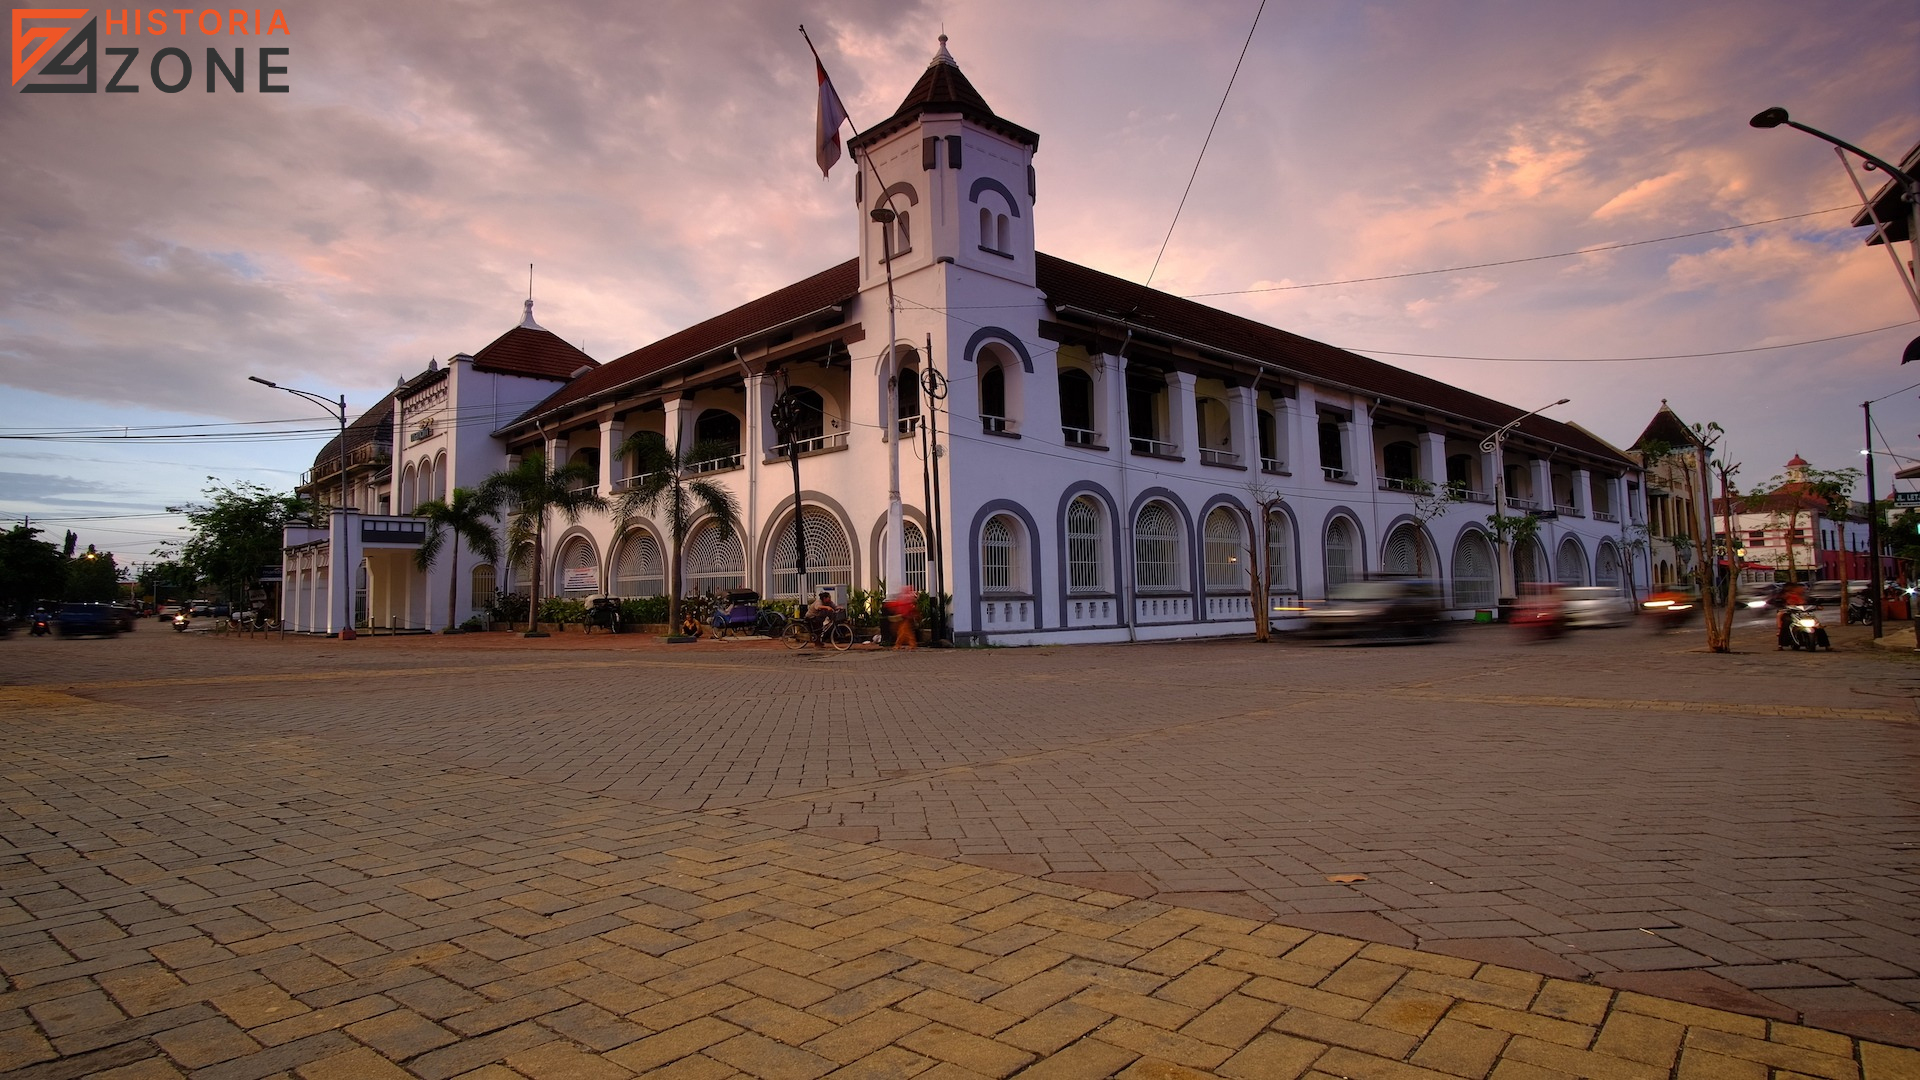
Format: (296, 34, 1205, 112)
(1561, 587, 1631, 629)
(1300, 578, 1447, 642)
(53, 603, 125, 637)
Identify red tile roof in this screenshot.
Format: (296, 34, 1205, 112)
(510, 259, 860, 427)
(850, 47, 1038, 152)
(1035, 254, 1634, 466)
(470, 325, 599, 381)
(1632, 402, 1704, 451)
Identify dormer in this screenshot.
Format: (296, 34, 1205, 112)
(848, 36, 1040, 290)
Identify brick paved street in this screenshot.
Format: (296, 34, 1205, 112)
(2, 620, 1917, 1077)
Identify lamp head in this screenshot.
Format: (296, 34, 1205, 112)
(248, 375, 276, 387)
(1749, 107, 1790, 129)
(1554, 398, 1570, 406)
(869, 207, 897, 224)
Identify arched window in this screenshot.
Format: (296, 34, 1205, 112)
(1325, 517, 1357, 588)
(1059, 368, 1095, 442)
(433, 451, 448, 501)
(896, 370, 920, 433)
(683, 521, 745, 594)
(1384, 524, 1424, 575)
(693, 409, 741, 464)
(1134, 502, 1182, 591)
(1452, 532, 1495, 608)
(1556, 537, 1587, 586)
(1447, 453, 1473, 491)
(980, 366, 1007, 432)
(1383, 442, 1417, 482)
(1265, 510, 1296, 593)
(878, 521, 928, 592)
(557, 536, 599, 597)
(979, 206, 994, 250)
(777, 388, 824, 449)
(1514, 536, 1545, 585)
(996, 214, 1009, 252)
(399, 463, 417, 513)
(1595, 542, 1621, 589)
(1203, 508, 1245, 591)
(981, 515, 1021, 593)
(470, 564, 495, 614)
(1067, 496, 1105, 593)
(614, 531, 665, 597)
(769, 507, 851, 598)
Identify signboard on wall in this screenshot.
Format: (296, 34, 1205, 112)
(562, 567, 598, 593)
(1893, 491, 1920, 508)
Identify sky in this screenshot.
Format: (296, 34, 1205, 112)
(3, 0, 1917, 566)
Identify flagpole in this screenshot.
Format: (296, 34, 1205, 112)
(802, 25, 908, 597)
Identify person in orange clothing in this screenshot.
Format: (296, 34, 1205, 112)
(885, 583, 919, 649)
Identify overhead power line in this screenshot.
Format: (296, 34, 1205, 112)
(1145, 0, 1267, 287)
(1183, 206, 1861, 298)
(1351, 320, 1918, 363)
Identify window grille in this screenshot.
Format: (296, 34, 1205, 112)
(1453, 533, 1495, 608)
(1135, 502, 1180, 591)
(615, 532, 665, 597)
(878, 521, 929, 592)
(982, 516, 1017, 592)
(1203, 508, 1244, 590)
(1595, 544, 1621, 588)
(770, 507, 850, 598)
(1067, 497, 1104, 592)
(470, 564, 495, 613)
(1556, 538, 1587, 586)
(559, 537, 599, 596)
(684, 521, 745, 594)
(1265, 511, 1295, 593)
(1325, 517, 1355, 588)
(1384, 525, 1421, 575)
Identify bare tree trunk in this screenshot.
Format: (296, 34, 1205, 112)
(529, 514, 543, 635)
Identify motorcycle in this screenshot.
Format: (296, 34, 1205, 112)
(172, 612, 190, 633)
(30, 611, 52, 636)
(1779, 604, 1831, 651)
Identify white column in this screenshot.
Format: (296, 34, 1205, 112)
(663, 398, 691, 453)
(1226, 385, 1255, 467)
(1530, 459, 1553, 510)
(1346, 402, 1376, 490)
(1164, 371, 1195, 457)
(1288, 387, 1313, 477)
(599, 418, 624, 493)
(1419, 431, 1447, 487)
(1483, 443, 1503, 506)
(1571, 468, 1592, 516)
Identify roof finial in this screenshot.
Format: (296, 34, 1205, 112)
(932, 33, 954, 67)
(520, 297, 545, 331)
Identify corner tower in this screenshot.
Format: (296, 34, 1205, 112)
(847, 36, 1040, 292)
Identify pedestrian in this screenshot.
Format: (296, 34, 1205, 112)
(885, 583, 919, 649)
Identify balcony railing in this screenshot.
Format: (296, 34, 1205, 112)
(1593, 509, 1619, 523)
(897, 416, 921, 435)
(1458, 489, 1494, 504)
(301, 441, 388, 487)
(767, 431, 848, 460)
(1199, 448, 1241, 467)
(612, 471, 659, 493)
(1378, 476, 1424, 493)
(1130, 436, 1178, 456)
(1322, 466, 1352, 483)
(1505, 495, 1540, 511)
(1554, 503, 1582, 517)
(1062, 426, 1100, 447)
(982, 414, 1018, 435)
(569, 482, 600, 497)
(690, 453, 743, 474)
(1260, 456, 1285, 474)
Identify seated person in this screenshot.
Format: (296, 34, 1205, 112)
(807, 589, 839, 631)
(678, 610, 703, 639)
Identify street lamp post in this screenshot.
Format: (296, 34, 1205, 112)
(1480, 398, 1569, 613)
(250, 376, 353, 639)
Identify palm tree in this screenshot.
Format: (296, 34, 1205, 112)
(414, 487, 501, 633)
(479, 451, 607, 637)
(613, 435, 740, 637)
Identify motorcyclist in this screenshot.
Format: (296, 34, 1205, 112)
(1775, 582, 1806, 649)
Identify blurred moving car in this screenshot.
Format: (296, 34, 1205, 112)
(53, 603, 125, 637)
(1561, 586, 1631, 629)
(1301, 578, 1447, 642)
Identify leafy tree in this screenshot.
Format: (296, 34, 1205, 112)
(65, 544, 121, 603)
(414, 487, 501, 633)
(0, 524, 66, 616)
(1754, 464, 1861, 583)
(167, 480, 310, 603)
(479, 452, 606, 637)
(138, 560, 195, 609)
(612, 436, 740, 639)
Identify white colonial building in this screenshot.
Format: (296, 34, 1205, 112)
(284, 39, 1645, 643)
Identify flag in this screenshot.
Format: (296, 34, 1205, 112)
(815, 59, 848, 178)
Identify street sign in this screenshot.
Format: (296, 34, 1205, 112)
(1893, 491, 1920, 507)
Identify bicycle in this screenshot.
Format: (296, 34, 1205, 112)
(786, 612, 853, 651)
